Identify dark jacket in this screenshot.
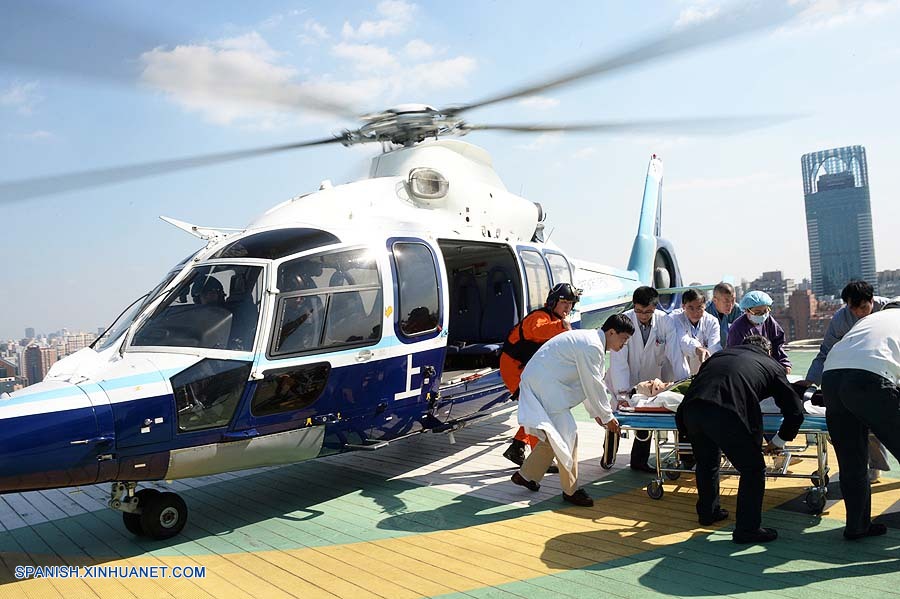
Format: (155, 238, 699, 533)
(676, 345, 804, 443)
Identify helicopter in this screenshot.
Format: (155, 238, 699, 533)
(0, 4, 796, 539)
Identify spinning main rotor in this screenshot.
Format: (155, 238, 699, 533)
(0, 3, 799, 204)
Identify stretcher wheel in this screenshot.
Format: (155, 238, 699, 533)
(647, 480, 664, 500)
(665, 470, 681, 481)
(811, 473, 830, 487)
(805, 489, 827, 513)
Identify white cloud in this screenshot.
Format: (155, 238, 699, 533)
(303, 19, 331, 40)
(572, 146, 598, 159)
(675, 2, 720, 27)
(0, 81, 41, 116)
(5, 130, 54, 141)
(515, 132, 563, 151)
(332, 42, 398, 71)
(139, 24, 476, 129)
(141, 34, 297, 125)
(518, 96, 560, 110)
(23, 130, 53, 140)
(782, 0, 900, 33)
(404, 39, 435, 60)
(342, 0, 416, 39)
(259, 8, 307, 30)
(403, 56, 476, 91)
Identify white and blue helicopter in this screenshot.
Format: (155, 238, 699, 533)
(0, 5, 792, 539)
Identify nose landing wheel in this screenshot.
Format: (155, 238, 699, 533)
(111, 482, 189, 540)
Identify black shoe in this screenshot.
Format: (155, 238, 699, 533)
(511, 471, 540, 492)
(562, 488, 594, 507)
(630, 463, 656, 473)
(732, 527, 778, 544)
(698, 508, 729, 526)
(503, 441, 526, 467)
(844, 523, 888, 540)
(546, 462, 559, 474)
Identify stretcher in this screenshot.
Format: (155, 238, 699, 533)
(610, 411, 831, 513)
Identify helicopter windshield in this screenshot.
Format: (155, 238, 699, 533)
(131, 264, 264, 351)
(92, 266, 187, 351)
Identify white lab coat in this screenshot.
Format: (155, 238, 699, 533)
(667, 309, 722, 380)
(609, 309, 674, 394)
(517, 329, 613, 472)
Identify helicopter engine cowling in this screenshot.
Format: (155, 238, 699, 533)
(370, 139, 541, 242)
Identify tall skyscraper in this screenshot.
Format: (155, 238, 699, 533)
(801, 145, 877, 297)
(24, 327, 35, 339)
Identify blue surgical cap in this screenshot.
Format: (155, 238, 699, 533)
(740, 290, 773, 311)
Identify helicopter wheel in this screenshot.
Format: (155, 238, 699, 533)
(140, 492, 188, 540)
(122, 488, 161, 536)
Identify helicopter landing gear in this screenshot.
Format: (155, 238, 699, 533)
(109, 482, 188, 540)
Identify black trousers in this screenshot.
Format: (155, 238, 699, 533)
(681, 403, 766, 532)
(631, 433, 651, 466)
(823, 369, 900, 535)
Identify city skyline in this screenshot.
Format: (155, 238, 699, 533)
(3, 2, 900, 338)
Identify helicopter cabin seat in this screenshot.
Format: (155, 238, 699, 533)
(445, 270, 482, 354)
(225, 273, 259, 350)
(457, 266, 518, 356)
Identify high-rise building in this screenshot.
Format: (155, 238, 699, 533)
(801, 145, 877, 297)
(748, 271, 796, 310)
(23, 345, 57, 386)
(25, 327, 35, 339)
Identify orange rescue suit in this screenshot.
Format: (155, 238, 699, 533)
(500, 308, 569, 446)
(500, 308, 569, 395)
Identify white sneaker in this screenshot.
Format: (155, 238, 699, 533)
(868, 468, 881, 483)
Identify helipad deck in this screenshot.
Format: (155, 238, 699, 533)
(1, 410, 899, 599)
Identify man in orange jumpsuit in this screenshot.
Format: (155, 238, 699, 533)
(500, 283, 581, 467)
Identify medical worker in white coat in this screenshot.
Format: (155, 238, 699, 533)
(609, 286, 675, 472)
(668, 288, 722, 381)
(511, 314, 634, 507)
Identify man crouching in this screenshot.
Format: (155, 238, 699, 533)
(511, 314, 633, 507)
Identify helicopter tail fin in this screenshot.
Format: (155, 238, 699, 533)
(626, 154, 683, 309)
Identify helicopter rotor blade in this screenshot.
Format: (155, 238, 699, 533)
(443, 4, 797, 116)
(0, 136, 346, 205)
(1, 2, 363, 121)
(462, 115, 800, 135)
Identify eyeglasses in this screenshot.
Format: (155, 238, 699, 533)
(747, 307, 770, 316)
(634, 307, 656, 316)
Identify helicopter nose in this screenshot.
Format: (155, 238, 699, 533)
(0, 380, 104, 493)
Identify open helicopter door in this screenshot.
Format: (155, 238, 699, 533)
(436, 240, 523, 421)
(365, 237, 446, 438)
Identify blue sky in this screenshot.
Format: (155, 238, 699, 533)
(2, 0, 899, 339)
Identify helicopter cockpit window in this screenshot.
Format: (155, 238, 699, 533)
(93, 266, 184, 351)
(131, 265, 264, 351)
(546, 253, 573, 286)
(520, 250, 551, 312)
(270, 248, 382, 357)
(210, 228, 340, 260)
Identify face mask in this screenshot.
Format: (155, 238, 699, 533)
(748, 312, 769, 325)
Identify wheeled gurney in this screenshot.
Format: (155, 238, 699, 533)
(611, 412, 831, 513)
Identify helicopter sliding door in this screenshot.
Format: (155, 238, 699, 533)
(373, 239, 445, 436)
